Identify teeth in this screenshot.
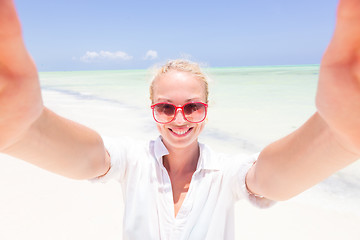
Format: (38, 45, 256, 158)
(173, 129, 189, 135)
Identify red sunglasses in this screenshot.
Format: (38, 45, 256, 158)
(151, 102, 208, 124)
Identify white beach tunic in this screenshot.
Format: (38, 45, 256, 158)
(91, 136, 275, 240)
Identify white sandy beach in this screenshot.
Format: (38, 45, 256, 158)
(1, 90, 359, 240)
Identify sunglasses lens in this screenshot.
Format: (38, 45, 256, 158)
(152, 102, 207, 123)
(183, 103, 206, 122)
(153, 103, 176, 123)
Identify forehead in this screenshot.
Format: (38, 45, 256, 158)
(153, 71, 206, 103)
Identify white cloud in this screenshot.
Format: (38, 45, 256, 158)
(80, 50, 133, 62)
(143, 50, 158, 60)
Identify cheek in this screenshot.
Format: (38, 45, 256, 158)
(156, 123, 164, 133)
(156, 123, 171, 136)
(197, 121, 206, 133)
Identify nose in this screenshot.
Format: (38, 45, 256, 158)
(173, 109, 186, 124)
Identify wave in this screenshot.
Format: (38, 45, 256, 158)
(41, 85, 142, 110)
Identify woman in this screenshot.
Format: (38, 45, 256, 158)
(1, 0, 360, 239)
(90, 60, 275, 239)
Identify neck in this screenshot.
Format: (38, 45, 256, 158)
(162, 140, 200, 175)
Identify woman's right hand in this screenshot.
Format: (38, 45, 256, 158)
(0, 0, 43, 150)
(0, 0, 110, 180)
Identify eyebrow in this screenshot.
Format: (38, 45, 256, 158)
(185, 98, 201, 102)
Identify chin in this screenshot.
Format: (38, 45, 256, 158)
(161, 134, 198, 150)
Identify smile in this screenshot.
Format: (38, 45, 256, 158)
(169, 127, 193, 136)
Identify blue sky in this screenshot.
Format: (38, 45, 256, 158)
(15, 0, 338, 71)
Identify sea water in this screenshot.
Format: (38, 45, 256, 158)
(39, 65, 360, 217)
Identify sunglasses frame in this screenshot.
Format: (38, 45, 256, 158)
(151, 102, 208, 124)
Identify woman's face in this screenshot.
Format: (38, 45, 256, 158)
(152, 70, 207, 150)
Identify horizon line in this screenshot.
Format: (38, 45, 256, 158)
(38, 63, 321, 73)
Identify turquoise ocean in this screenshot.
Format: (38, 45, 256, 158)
(39, 65, 360, 216)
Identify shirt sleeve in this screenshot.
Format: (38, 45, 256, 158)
(233, 153, 276, 209)
(89, 136, 132, 183)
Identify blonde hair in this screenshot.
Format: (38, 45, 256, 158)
(149, 59, 209, 103)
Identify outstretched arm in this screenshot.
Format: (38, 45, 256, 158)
(246, 0, 360, 201)
(0, 0, 110, 179)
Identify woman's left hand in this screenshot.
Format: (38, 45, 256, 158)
(246, 0, 360, 201)
(316, 0, 360, 155)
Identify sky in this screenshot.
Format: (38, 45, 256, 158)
(15, 0, 339, 71)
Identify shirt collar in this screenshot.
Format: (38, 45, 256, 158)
(153, 136, 220, 171)
(154, 136, 169, 163)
